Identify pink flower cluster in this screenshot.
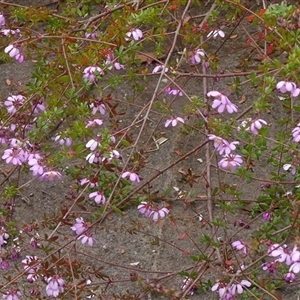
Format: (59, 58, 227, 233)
(189, 49, 205, 65)
(83, 66, 104, 82)
(207, 134, 242, 171)
(207, 91, 238, 114)
(238, 118, 268, 136)
(71, 217, 95, 246)
(22, 255, 40, 283)
(4, 44, 24, 63)
(3, 290, 22, 300)
(125, 28, 143, 41)
(211, 280, 251, 299)
(1, 13, 24, 62)
(208, 135, 239, 156)
(46, 275, 65, 297)
(2, 139, 62, 180)
(105, 52, 125, 71)
(232, 242, 300, 284)
(137, 201, 170, 222)
(85, 133, 120, 164)
(276, 80, 300, 97)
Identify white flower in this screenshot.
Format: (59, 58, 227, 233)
(207, 29, 225, 38)
(126, 28, 143, 41)
(283, 163, 296, 175)
(121, 171, 140, 182)
(165, 116, 184, 127)
(86, 139, 100, 151)
(152, 64, 169, 73)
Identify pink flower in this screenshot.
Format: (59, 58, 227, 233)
(4, 45, 24, 63)
(276, 80, 300, 97)
(0, 228, 9, 249)
(85, 30, 98, 39)
(207, 29, 225, 38)
(262, 212, 271, 221)
(121, 171, 140, 182)
(232, 240, 247, 255)
(80, 178, 98, 188)
(105, 53, 125, 70)
(207, 134, 239, 155)
(230, 280, 251, 295)
(137, 202, 170, 222)
(40, 171, 62, 181)
(86, 151, 102, 164)
(218, 154, 243, 171)
(152, 64, 168, 73)
(0, 12, 5, 26)
(211, 282, 233, 299)
(2, 147, 26, 165)
(250, 119, 267, 135)
(78, 232, 95, 246)
(86, 138, 100, 151)
(86, 119, 103, 127)
(283, 163, 296, 175)
(150, 207, 170, 222)
(15, 52, 24, 63)
(54, 135, 72, 147)
(28, 158, 45, 176)
(292, 123, 300, 142)
(46, 275, 65, 298)
(262, 261, 277, 275)
(3, 290, 21, 300)
(5, 95, 25, 114)
(165, 116, 184, 127)
(90, 99, 106, 115)
(189, 49, 205, 65)
(89, 191, 106, 204)
(285, 272, 296, 283)
(289, 261, 300, 273)
(32, 99, 46, 113)
(126, 28, 143, 41)
(208, 91, 238, 114)
(137, 202, 152, 217)
(181, 277, 197, 296)
(269, 243, 293, 266)
(109, 149, 121, 159)
(83, 66, 104, 82)
(71, 217, 88, 235)
(27, 151, 42, 161)
(1, 29, 21, 36)
(165, 86, 183, 96)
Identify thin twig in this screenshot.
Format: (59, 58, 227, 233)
(61, 38, 75, 89)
